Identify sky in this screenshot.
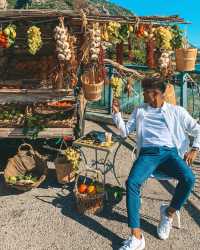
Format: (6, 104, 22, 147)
(110, 0, 200, 48)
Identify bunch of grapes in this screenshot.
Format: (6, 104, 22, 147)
(155, 27, 173, 50)
(27, 26, 43, 55)
(111, 77, 122, 98)
(107, 21, 121, 44)
(65, 147, 81, 171)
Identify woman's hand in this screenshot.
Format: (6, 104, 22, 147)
(184, 149, 198, 166)
(112, 99, 120, 113)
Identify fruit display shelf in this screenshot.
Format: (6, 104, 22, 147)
(0, 88, 75, 104)
(0, 127, 74, 139)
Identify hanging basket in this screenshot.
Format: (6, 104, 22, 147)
(82, 81, 104, 102)
(81, 73, 104, 101)
(54, 155, 76, 184)
(74, 168, 105, 215)
(175, 48, 197, 72)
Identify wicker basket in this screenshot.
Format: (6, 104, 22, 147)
(4, 144, 48, 191)
(33, 103, 76, 115)
(54, 155, 75, 184)
(175, 48, 197, 72)
(47, 100, 76, 110)
(46, 117, 76, 128)
(74, 169, 105, 215)
(0, 118, 24, 128)
(5, 172, 48, 192)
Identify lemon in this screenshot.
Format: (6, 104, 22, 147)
(128, 25, 134, 33)
(8, 176, 17, 184)
(4, 28, 10, 36)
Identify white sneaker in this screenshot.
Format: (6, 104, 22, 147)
(157, 204, 173, 240)
(119, 235, 145, 250)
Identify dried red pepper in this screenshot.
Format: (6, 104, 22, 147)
(116, 42, 124, 65)
(98, 45, 106, 81)
(0, 32, 8, 48)
(146, 39, 156, 69)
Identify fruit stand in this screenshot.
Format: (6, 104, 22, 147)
(0, 10, 197, 212)
(0, 10, 195, 141)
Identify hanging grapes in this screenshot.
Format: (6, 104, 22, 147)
(27, 26, 43, 55)
(111, 76, 123, 99)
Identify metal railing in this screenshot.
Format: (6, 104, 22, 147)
(88, 64, 200, 119)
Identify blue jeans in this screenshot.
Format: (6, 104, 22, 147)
(126, 146, 196, 229)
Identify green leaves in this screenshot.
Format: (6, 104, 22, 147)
(0, 107, 23, 120)
(133, 49, 146, 65)
(118, 24, 129, 43)
(23, 114, 45, 140)
(171, 25, 184, 49)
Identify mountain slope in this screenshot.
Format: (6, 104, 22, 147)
(7, 0, 134, 16)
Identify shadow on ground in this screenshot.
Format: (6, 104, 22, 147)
(0, 173, 25, 196)
(35, 183, 160, 250)
(159, 180, 200, 227)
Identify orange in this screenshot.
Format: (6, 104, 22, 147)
(78, 184, 88, 194)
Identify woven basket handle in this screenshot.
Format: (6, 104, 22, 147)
(75, 167, 103, 192)
(81, 75, 89, 84)
(18, 143, 34, 154)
